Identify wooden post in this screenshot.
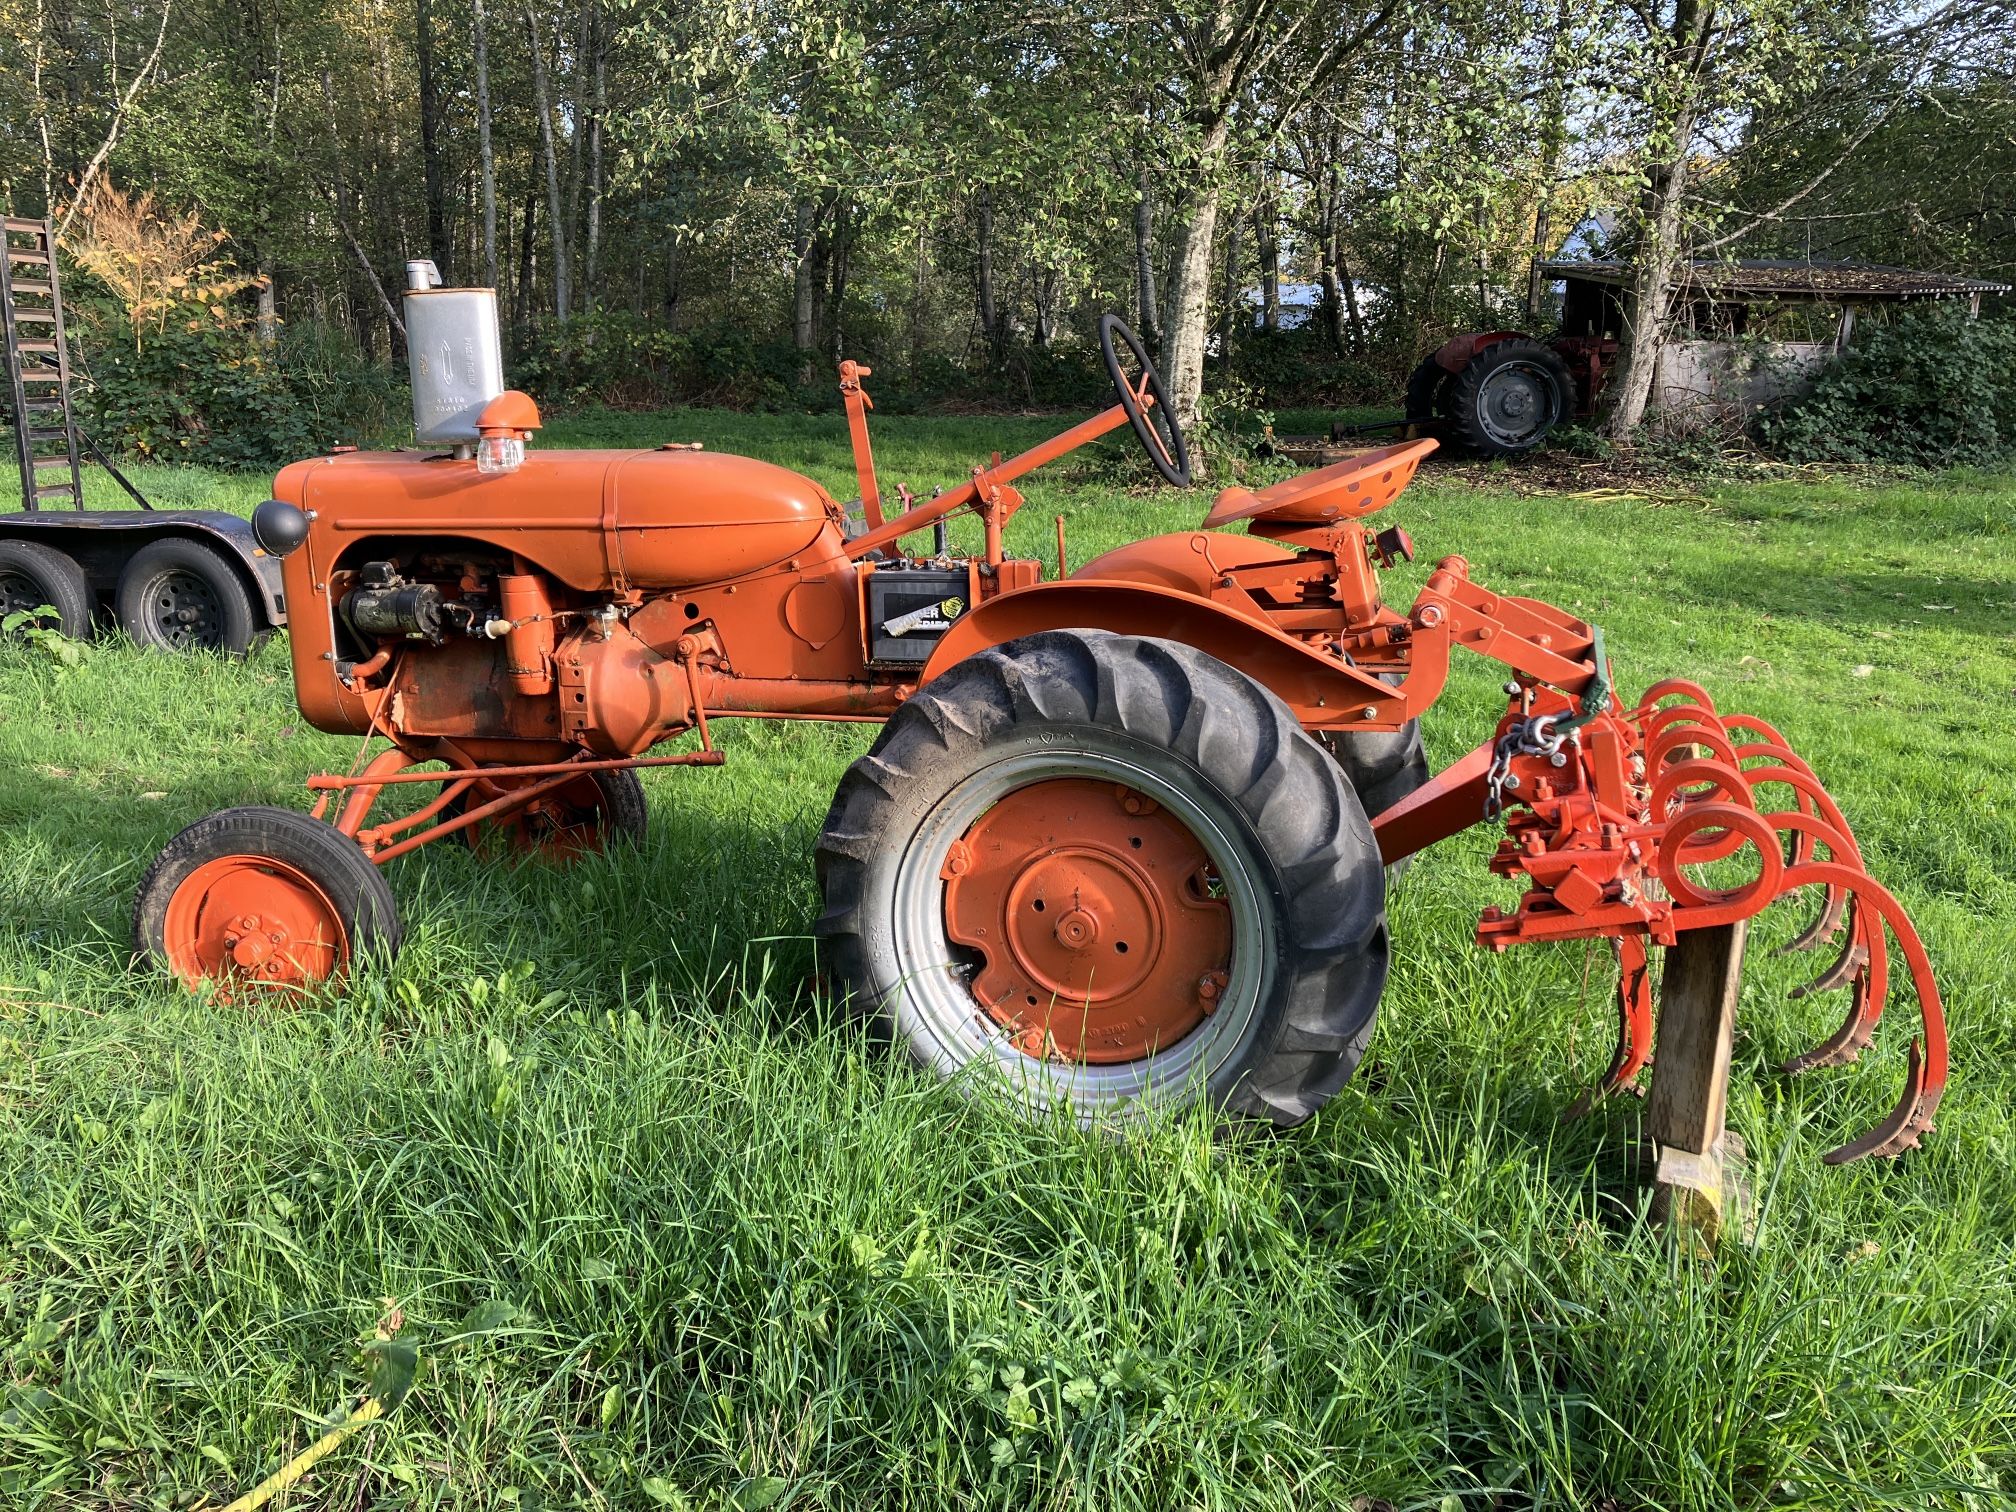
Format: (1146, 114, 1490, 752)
(1646, 920, 1754, 1252)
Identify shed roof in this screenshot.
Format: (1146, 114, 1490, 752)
(1538, 258, 2010, 302)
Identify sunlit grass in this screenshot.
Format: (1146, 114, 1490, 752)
(2, 416, 2012, 1509)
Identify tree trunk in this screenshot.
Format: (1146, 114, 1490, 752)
(525, 5, 570, 323)
(1134, 164, 1160, 349)
(1257, 177, 1281, 333)
(1218, 211, 1243, 364)
(514, 189, 537, 339)
(976, 185, 1004, 369)
(1163, 191, 1221, 427)
(584, 7, 606, 308)
(827, 196, 852, 361)
(474, 0, 497, 288)
(1601, 0, 1707, 438)
(416, 0, 450, 274)
(793, 197, 816, 381)
(1601, 157, 1689, 435)
(565, 0, 592, 287)
(1339, 247, 1367, 357)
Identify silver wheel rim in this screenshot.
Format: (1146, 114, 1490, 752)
(1477, 362, 1560, 447)
(888, 747, 1273, 1122)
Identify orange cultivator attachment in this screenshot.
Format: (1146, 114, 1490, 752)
(1381, 671, 1947, 1164)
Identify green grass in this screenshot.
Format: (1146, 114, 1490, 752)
(2, 411, 2014, 1510)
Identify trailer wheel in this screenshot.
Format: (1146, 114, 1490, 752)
(115, 537, 258, 656)
(1443, 337, 1574, 457)
(817, 629, 1388, 1127)
(444, 765, 647, 860)
(133, 806, 400, 994)
(0, 539, 92, 639)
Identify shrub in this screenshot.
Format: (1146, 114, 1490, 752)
(1757, 303, 2016, 466)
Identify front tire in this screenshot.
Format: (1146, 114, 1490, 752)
(816, 630, 1388, 1126)
(444, 765, 647, 861)
(133, 806, 400, 994)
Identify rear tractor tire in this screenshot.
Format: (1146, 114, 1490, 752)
(816, 630, 1389, 1127)
(133, 806, 400, 995)
(0, 539, 92, 640)
(1442, 337, 1574, 458)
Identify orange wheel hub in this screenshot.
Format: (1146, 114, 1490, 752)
(943, 779, 1233, 1063)
(161, 855, 349, 992)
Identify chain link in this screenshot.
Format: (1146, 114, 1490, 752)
(1484, 714, 1578, 820)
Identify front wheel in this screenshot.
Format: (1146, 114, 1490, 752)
(133, 806, 400, 994)
(816, 630, 1388, 1126)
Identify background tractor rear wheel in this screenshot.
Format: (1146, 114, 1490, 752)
(445, 765, 647, 860)
(133, 806, 400, 994)
(0, 539, 92, 639)
(816, 629, 1388, 1127)
(115, 537, 259, 656)
(1443, 337, 1574, 458)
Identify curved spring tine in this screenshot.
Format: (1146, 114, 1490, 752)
(1738, 756, 1865, 951)
(1823, 1040, 1944, 1165)
(1771, 849, 1948, 1164)
(1788, 892, 1868, 999)
(1561, 935, 1654, 1120)
(1779, 883, 1850, 956)
(1783, 900, 1885, 1073)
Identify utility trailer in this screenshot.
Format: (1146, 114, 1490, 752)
(0, 216, 285, 655)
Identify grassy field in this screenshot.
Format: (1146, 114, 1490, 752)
(2, 410, 2013, 1510)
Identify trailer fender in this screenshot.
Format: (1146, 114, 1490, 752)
(0, 509, 287, 627)
(918, 574, 1402, 727)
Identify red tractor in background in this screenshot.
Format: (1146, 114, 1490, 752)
(126, 264, 1945, 1164)
(1401, 271, 1625, 458)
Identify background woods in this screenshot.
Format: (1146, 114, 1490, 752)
(0, 0, 2009, 455)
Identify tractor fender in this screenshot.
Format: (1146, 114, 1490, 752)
(1432, 329, 1529, 375)
(918, 571, 1397, 725)
(0, 509, 286, 626)
(1068, 529, 1296, 597)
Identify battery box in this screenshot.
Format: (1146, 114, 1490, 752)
(865, 564, 971, 667)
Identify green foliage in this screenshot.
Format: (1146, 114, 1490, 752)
(1226, 328, 1394, 409)
(0, 608, 86, 668)
(516, 308, 1113, 416)
(517, 312, 803, 412)
(1759, 306, 2016, 466)
(71, 294, 405, 468)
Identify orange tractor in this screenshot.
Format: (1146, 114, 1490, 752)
(132, 267, 1945, 1162)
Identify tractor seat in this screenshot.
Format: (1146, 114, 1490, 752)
(1203, 438, 1437, 530)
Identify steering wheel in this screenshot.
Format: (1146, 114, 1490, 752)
(1099, 314, 1191, 488)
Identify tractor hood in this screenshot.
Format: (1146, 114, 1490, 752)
(278, 446, 842, 592)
